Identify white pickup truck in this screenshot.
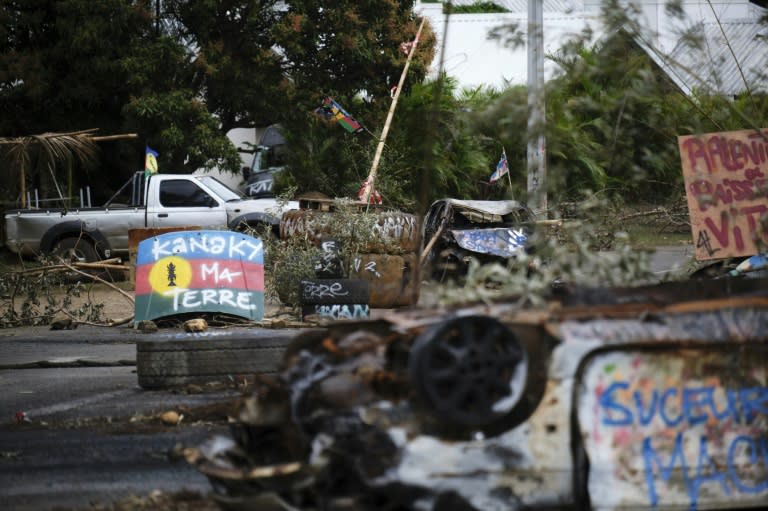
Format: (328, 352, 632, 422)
(3, 172, 298, 263)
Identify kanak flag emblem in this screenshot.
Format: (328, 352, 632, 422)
(134, 230, 264, 323)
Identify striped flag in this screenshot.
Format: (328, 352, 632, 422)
(489, 149, 508, 183)
(314, 97, 364, 133)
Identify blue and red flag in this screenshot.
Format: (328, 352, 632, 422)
(489, 149, 509, 183)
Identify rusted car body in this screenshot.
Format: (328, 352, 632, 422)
(421, 199, 535, 279)
(188, 277, 768, 511)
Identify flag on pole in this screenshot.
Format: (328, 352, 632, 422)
(145, 146, 159, 176)
(314, 97, 364, 133)
(489, 149, 508, 183)
(357, 176, 383, 204)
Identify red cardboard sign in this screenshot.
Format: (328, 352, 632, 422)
(678, 129, 768, 260)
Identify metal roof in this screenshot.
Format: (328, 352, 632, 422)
(644, 20, 768, 96)
(446, 0, 584, 12)
(421, 1, 767, 96)
(495, 0, 584, 12)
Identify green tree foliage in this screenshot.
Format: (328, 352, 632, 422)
(277, 74, 497, 212)
(0, 0, 240, 201)
(272, 0, 434, 111)
(462, 0, 768, 209)
(269, 0, 442, 209)
(475, 2, 768, 207)
(544, 31, 688, 202)
(163, 0, 287, 132)
(0, 0, 435, 205)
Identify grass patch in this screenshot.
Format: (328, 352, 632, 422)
(625, 223, 692, 249)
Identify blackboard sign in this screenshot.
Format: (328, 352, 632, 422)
(301, 304, 371, 320)
(299, 278, 369, 321)
(135, 230, 264, 322)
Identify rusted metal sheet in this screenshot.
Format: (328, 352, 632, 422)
(576, 347, 768, 511)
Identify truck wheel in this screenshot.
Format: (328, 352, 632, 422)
(52, 236, 126, 282)
(52, 236, 98, 263)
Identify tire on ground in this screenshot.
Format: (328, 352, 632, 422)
(136, 332, 298, 389)
(347, 252, 419, 308)
(280, 210, 419, 253)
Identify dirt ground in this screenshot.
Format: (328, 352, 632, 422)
(4, 274, 295, 329)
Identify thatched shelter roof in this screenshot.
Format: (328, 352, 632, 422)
(0, 129, 137, 208)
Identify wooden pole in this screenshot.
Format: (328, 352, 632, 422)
(361, 17, 426, 204)
(20, 162, 26, 208)
(504, 148, 513, 189)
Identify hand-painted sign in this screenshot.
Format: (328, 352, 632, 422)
(299, 278, 369, 321)
(678, 129, 768, 260)
(135, 230, 264, 322)
(578, 350, 768, 511)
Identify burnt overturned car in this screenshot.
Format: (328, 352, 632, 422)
(421, 199, 535, 280)
(187, 277, 768, 511)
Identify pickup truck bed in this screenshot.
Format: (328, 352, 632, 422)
(3, 173, 297, 262)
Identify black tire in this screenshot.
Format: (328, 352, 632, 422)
(52, 236, 99, 263)
(52, 236, 126, 282)
(136, 332, 298, 389)
(237, 221, 276, 240)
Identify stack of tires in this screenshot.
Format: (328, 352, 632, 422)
(280, 209, 420, 308)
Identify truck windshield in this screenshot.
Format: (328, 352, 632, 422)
(195, 176, 244, 202)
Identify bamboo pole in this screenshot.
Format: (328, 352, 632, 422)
(360, 17, 426, 204)
(0, 131, 137, 144)
(90, 134, 139, 142)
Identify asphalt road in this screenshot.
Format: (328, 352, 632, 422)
(0, 419, 219, 511)
(0, 325, 297, 511)
(0, 244, 696, 510)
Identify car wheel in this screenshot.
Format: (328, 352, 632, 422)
(408, 315, 528, 438)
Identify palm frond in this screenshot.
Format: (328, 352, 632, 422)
(2, 129, 101, 174)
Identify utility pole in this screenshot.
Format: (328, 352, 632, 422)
(527, 0, 547, 217)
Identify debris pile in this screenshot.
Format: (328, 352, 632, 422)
(185, 309, 537, 510)
(185, 277, 768, 511)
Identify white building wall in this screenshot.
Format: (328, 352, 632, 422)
(193, 127, 255, 190)
(416, 0, 760, 91)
